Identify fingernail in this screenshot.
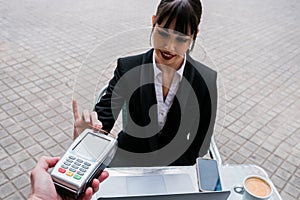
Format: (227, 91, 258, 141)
(96, 124, 102, 129)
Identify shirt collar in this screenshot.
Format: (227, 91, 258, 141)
(153, 50, 186, 81)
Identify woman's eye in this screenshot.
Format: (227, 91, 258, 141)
(158, 30, 169, 38)
(176, 37, 188, 43)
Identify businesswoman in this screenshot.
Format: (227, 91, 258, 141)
(73, 0, 217, 166)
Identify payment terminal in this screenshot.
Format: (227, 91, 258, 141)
(51, 128, 117, 199)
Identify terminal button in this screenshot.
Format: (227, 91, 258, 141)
(64, 161, 71, 166)
(73, 174, 81, 180)
(61, 165, 68, 169)
(66, 158, 74, 163)
(66, 171, 73, 177)
(69, 168, 76, 172)
(82, 165, 89, 169)
(58, 168, 66, 173)
(68, 156, 76, 160)
(77, 171, 84, 176)
(71, 165, 79, 169)
(79, 168, 86, 172)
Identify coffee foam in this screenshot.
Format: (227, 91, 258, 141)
(245, 177, 271, 197)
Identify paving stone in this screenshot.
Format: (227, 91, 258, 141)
(248, 153, 265, 166)
(269, 154, 284, 166)
(19, 158, 36, 172)
(0, 156, 16, 170)
(0, 182, 15, 199)
(231, 152, 247, 163)
(243, 140, 259, 152)
(26, 143, 44, 156)
(261, 141, 277, 153)
(255, 147, 271, 160)
(271, 174, 286, 190)
(284, 183, 300, 198)
(250, 135, 265, 146)
(25, 125, 42, 136)
(12, 174, 30, 190)
(289, 176, 300, 189)
(286, 154, 300, 167)
(280, 191, 295, 200)
(11, 130, 30, 141)
(5, 142, 23, 155)
(0, 135, 16, 147)
(238, 146, 252, 158)
(48, 145, 65, 157)
(4, 165, 24, 179)
(0, 172, 8, 185)
(4, 192, 24, 200)
(20, 184, 31, 199)
(275, 167, 293, 182)
(1, 118, 16, 130)
(31, 131, 48, 142)
(19, 137, 36, 148)
(262, 160, 278, 175)
(60, 139, 72, 150)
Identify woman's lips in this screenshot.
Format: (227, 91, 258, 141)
(160, 50, 176, 60)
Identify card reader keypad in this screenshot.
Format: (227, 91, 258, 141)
(57, 155, 91, 180)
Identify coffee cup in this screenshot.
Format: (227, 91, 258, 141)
(234, 175, 273, 200)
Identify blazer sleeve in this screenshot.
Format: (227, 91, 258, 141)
(170, 62, 217, 166)
(94, 58, 126, 132)
(199, 69, 218, 156)
(184, 68, 217, 164)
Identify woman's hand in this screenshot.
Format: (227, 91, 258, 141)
(72, 99, 103, 139)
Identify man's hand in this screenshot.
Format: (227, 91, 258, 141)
(28, 156, 109, 200)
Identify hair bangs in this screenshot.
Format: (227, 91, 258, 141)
(156, 1, 197, 36)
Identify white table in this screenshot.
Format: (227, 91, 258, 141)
(219, 164, 282, 200)
(93, 164, 282, 200)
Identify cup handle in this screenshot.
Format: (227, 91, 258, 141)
(234, 186, 244, 194)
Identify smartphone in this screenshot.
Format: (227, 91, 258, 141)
(196, 158, 222, 191)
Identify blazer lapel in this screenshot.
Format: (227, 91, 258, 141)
(159, 57, 198, 147)
(139, 49, 160, 151)
(175, 58, 196, 114)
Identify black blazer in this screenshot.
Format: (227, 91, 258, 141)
(95, 49, 217, 166)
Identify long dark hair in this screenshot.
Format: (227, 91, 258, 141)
(152, 0, 202, 51)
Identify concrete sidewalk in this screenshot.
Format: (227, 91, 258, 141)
(0, 0, 299, 199)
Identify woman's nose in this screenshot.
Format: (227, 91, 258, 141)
(164, 38, 176, 52)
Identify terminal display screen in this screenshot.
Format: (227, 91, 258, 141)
(73, 133, 110, 160)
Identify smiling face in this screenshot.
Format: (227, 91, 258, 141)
(151, 0, 202, 69)
(153, 18, 193, 70)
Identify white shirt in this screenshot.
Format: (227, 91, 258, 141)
(153, 52, 186, 129)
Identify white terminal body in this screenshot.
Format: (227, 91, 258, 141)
(51, 128, 117, 199)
